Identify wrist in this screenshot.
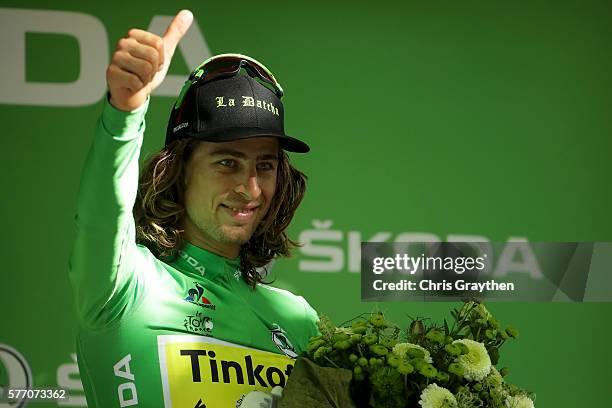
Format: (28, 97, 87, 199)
(101, 91, 150, 137)
(107, 91, 148, 112)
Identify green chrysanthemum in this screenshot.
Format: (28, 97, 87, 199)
(418, 384, 458, 408)
(476, 304, 492, 319)
(459, 301, 492, 321)
(452, 339, 491, 381)
(455, 386, 481, 408)
(486, 366, 504, 389)
(393, 343, 433, 363)
(505, 395, 535, 408)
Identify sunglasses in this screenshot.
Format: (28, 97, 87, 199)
(174, 53, 284, 109)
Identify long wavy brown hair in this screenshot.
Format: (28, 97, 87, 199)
(134, 138, 307, 288)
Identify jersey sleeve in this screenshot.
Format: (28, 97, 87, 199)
(298, 296, 321, 352)
(68, 93, 151, 329)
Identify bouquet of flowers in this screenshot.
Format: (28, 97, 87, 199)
(280, 301, 535, 408)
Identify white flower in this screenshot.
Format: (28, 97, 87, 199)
(392, 343, 433, 363)
(418, 384, 458, 408)
(453, 339, 491, 381)
(505, 395, 535, 408)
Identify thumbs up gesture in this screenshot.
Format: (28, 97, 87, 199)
(106, 9, 193, 111)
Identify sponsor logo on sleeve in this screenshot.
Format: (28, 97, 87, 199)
(270, 324, 297, 358)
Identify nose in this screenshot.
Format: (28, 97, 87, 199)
(234, 165, 262, 201)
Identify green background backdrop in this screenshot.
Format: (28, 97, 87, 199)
(1, 0, 611, 406)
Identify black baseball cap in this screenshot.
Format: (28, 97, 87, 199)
(165, 69, 309, 153)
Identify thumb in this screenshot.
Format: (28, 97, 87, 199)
(162, 9, 194, 56)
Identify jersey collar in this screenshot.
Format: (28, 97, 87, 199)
(173, 241, 241, 281)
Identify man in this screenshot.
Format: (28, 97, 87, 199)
(69, 9, 318, 407)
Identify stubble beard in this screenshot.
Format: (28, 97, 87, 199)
(190, 209, 256, 248)
(215, 224, 252, 245)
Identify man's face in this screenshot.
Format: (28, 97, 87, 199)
(182, 137, 279, 258)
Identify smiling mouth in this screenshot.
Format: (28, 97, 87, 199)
(220, 204, 258, 217)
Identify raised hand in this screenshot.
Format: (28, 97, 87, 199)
(106, 9, 194, 111)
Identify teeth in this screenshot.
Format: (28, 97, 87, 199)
(230, 207, 251, 213)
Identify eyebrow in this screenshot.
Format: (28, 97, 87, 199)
(209, 148, 278, 161)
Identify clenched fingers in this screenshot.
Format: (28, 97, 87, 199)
(126, 28, 165, 68)
(112, 50, 155, 84)
(117, 37, 162, 73)
(106, 64, 144, 92)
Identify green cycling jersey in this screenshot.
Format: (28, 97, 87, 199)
(68, 95, 319, 407)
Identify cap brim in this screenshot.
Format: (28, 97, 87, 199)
(185, 127, 310, 153)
